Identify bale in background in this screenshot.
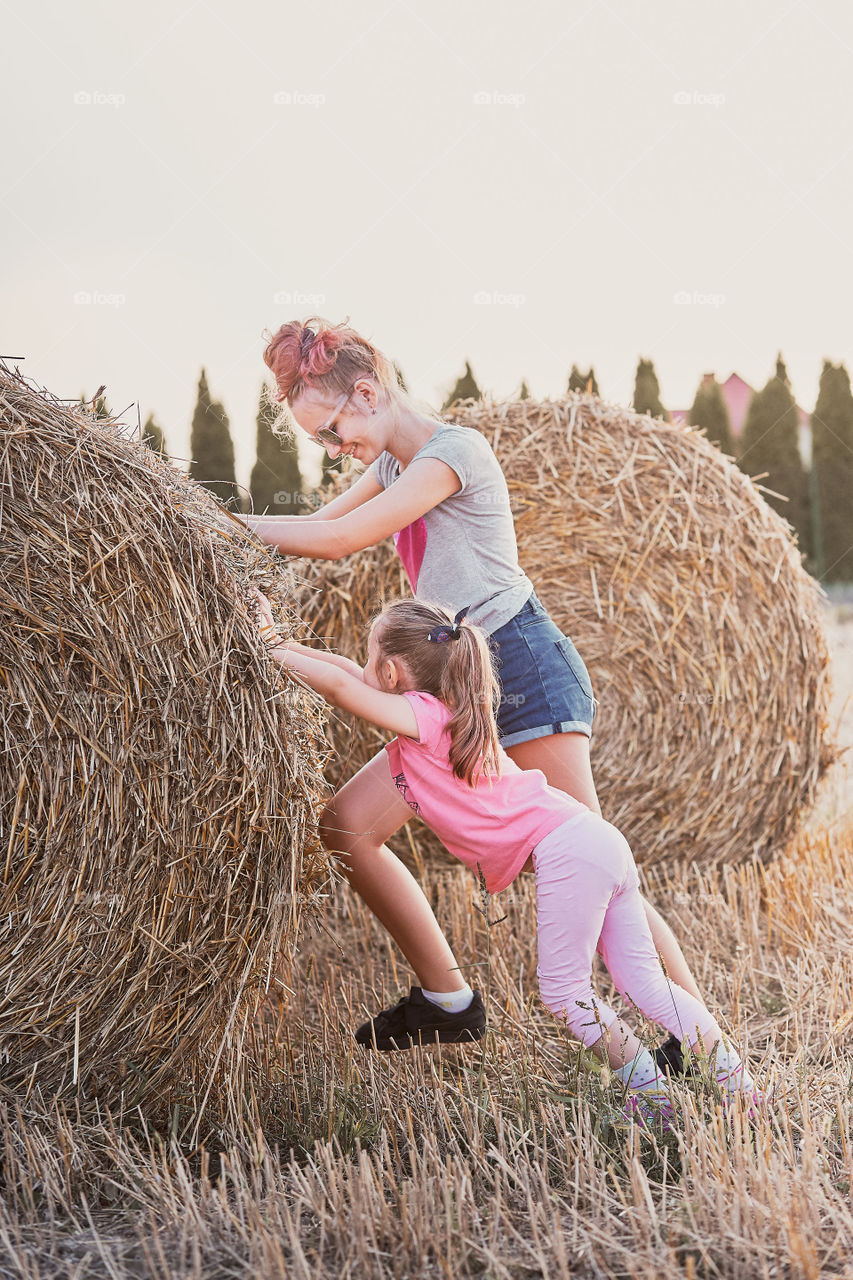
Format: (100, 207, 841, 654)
(0, 365, 331, 1124)
(295, 392, 835, 870)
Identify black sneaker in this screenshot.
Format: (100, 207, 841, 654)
(354, 986, 486, 1051)
(655, 1033, 700, 1077)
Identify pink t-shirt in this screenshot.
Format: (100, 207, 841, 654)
(384, 691, 587, 894)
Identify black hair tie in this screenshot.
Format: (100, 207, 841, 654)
(427, 606, 469, 644)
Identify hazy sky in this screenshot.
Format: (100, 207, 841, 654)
(5, 0, 853, 485)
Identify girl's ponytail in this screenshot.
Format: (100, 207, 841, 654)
(373, 599, 502, 787)
(439, 627, 501, 787)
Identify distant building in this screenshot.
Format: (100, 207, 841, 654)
(672, 372, 812, 468)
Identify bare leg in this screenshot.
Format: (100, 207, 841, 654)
(505, 731, 703, 1003)
(320, 750, 467, 993)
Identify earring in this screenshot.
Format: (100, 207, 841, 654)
(371, 408, 376, 415)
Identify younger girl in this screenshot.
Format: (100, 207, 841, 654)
(253, 592, 757, 1114)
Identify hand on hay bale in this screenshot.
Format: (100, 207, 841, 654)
(0, 364, 333, 1125)
(293, 391, 836, 871)
(248, 586, 281, 643)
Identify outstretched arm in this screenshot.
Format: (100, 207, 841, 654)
(247, 457, 462, 560)
(269, 643, 419, 740)
(283, 640, 366, 682)
(238, 465, 385, 529)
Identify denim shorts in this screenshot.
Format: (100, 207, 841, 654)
(489, 590, 597, 748)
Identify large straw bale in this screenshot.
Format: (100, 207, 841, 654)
(295, 393, 835, 870)
(0, 365, 331, 1118)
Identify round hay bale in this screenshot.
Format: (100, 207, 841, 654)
(295, 393, 835, 870)
(0, 366, 331, 1119)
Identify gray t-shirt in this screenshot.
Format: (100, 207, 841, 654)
(370, 423, 533, 635)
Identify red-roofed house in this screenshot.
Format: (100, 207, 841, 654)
(672, 372, 812, 466)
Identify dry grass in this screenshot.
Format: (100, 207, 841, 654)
(295, 392, 836, 871)
(1, 814, 851, 1278)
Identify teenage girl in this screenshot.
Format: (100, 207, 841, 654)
(242, 316, 702, 1051)
(253, 592, 756, 1111)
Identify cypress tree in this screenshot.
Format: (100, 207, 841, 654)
(441, 361, 482, 411)
(518, 379, 532, 400)
(567, 365, 600, 396)
(687, 377, 735, 456)
(188, 369, 238, 507)
(737, 356, 810, 554)
(141, 412, 169, 461)
(633, 358, 668, 420)
(811, 360, 853, 581)
(249, 385, 304, 515)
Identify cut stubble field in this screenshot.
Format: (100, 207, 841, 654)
(2, 608, 852, 1280)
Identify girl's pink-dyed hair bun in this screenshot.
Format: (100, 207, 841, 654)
(262, 316, 394, 405)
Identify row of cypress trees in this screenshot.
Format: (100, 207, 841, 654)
(629, 355, 853, 582)
(449, 356, 853, 582)
(135, 354, 853, 582)
(139, 372, 317, 517)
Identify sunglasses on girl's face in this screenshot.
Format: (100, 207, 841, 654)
(311, 389, 352, 448)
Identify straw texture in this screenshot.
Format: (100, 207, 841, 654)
(0, 364, 331, 1118)
(296, 392, 835, 869)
